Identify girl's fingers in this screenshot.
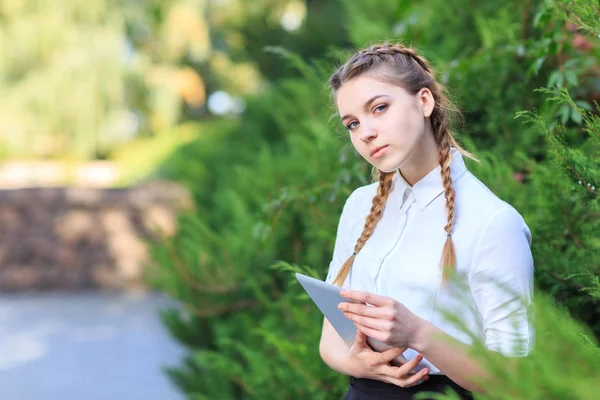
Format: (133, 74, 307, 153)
(379, 347, 406, 364)
(380, 366, 430, 388)
(353, 322, 386, 343)
(403, 372, 430, 388)
(397, 354, 425, 376)
(340, 290, 394, 307)
(341, 303, 393, 320)
(344, 312, 390, 332)
(354, 328, 368, 348)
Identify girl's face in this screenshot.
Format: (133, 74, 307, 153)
(336, 75, 435, 174)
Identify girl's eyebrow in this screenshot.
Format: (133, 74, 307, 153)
(341, 94, 389, 122)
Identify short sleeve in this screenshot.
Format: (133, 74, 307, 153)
(325, 190, 358, 288)
(468, 207, 535, 357)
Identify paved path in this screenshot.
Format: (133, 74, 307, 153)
(0, 291, 187, 400)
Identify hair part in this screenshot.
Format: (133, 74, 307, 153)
(330, 42, 477, 287)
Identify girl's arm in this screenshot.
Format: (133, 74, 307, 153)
(417, 207, 532, 392)
(319, 318, 352, 374)
(409, 322, 500, 393)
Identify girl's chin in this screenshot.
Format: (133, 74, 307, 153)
(372, 160, 401, 174)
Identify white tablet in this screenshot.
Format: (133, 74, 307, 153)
(295, 272, 413, 368)
(295, 272, 357, 347)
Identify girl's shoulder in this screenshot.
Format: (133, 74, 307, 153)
(455, 171, 530, 235)
(337, 181, 379, 228)
(346, 180, 379, 206)
(456, 171, 517, 212)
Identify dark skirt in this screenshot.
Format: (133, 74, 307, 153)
(343, 375, 474, 400)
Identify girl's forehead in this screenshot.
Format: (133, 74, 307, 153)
(336, 76, 406, 112)
(339, 75, 393, 94)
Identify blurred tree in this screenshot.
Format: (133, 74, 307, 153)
(0, 0, 348, 160)
(0, 0, 133, 159)
(207, 0, 348, 82)
(0, 0, 209, 159)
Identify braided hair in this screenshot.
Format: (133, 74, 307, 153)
(329, 43, 477, 287)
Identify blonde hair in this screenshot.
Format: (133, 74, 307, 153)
(329, 42, 477, 287)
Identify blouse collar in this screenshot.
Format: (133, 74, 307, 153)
(391, 147, 469, 211)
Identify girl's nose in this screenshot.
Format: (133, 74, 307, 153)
(359, 125, 377, 143)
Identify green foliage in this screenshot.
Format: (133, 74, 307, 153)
(419, 290, 600, 400)
(109, 122, 209, 185)
(146, 56, 359, 398)
(146, 0, 600, 398)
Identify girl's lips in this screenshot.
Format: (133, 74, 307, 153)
(371, 145, 389, 158)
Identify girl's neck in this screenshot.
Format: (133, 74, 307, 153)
(398, 126, 439, 186)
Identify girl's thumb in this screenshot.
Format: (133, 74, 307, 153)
(355, 328, 367, 346)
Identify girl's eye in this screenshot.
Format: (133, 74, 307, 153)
(374, 104, 387, 113)
(346, 121, 358, 131)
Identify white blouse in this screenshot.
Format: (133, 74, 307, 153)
(325, 148, 534, 375)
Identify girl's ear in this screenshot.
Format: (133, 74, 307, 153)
(418, 88, 435, 118)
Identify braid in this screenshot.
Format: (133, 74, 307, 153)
(362, 43, 434, 75)
(438, 137, 457, 286)
(333, 171, 394, 286)
(329, 42, 436, 91)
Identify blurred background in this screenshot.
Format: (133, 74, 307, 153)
(0, 0, 599, 399)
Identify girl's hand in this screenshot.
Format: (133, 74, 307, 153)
(342, 329, 430, 388)
(338, 290, 427, 350)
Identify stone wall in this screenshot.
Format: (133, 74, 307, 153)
(0, 181, 192, 292)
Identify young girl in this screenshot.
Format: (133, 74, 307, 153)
(320, 43, 534, 399)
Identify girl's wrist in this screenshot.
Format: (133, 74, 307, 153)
(340, 358, 360, 378)
(335, 349, 358, 377)
(408, 318, 435, 354)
